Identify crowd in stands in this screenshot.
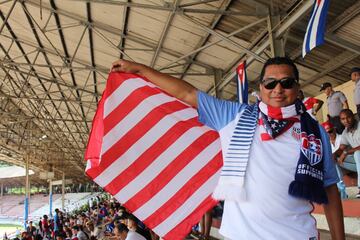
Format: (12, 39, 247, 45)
(6, 195, 161, 240)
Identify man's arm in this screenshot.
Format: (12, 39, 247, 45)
(334, 144, 348, 163)
(312, 99, 324, 115)
(112, 60, 198, 108)
(323, 184, 345, 240)
(343, 100, 349, 109)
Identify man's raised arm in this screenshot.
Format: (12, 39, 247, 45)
(112, 60, 198, 108)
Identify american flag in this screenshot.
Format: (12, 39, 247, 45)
(302, 0, 330, 57)
(236, 61, 248, 104)
(85, 72, 222, 240)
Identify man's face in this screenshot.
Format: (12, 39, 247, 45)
(324, 86, 332, 96)
(340, 112, 354, 128)
(351, 71, 360, 82)
(259, 64, 299, 108)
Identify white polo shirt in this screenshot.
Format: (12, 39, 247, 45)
(197, 91, 338, 240)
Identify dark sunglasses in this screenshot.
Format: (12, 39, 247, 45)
(262, 77, 298, 90)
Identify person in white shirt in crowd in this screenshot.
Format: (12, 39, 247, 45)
(351, 67, 360, 119)
(298, 90, 323, 119)
(86, 221, 104, 240)
(322, 121, 347, 199)
(334, 109, 360, 198)
(71, 226, 88, 240)
(111, 56, 345, 240)
(320, 82, 348, 134)
(114, 223, 146, 240)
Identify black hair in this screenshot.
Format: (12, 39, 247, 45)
(259, 56, 299, 83)
(115, 223, 129, 233)
(72, 226, 79, 231)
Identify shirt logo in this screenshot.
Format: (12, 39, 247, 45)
(301, 132, 322, 166)
(292, 127, 301, 140)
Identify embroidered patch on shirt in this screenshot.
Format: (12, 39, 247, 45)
(292, 126, 301, 140)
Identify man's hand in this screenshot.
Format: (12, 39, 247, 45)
(338, 152, 347, 164)
(111, 59, 145, 74)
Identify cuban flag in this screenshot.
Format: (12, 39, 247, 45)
(236, 61, 248, 104)
(302, 0, 330, 57)
(85, 72, 222, 240)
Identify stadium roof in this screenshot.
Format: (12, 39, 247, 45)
(0, 0, 359, 183)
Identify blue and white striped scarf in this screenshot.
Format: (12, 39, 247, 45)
(213, 100, 328, 204)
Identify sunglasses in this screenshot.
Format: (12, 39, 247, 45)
(262, 77, 298, 90)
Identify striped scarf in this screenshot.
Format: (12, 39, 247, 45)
(213, 100, 328, 204)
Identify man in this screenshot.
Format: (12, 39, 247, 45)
(322, 121, 347, 199)
(85, 221, 104, 240)
(54, 208, 61, 235)
(351, 67, 360, 119)
(26, 221, 36, 237)
(298, 90, 323, 119)
(114, 223, 146, 240)
(112, 57, 344, 240)
(320, 82, 348, 133)
(71, 226, 88, 240)
(334, 109, 360, 198)
(126, 215, 151, 240)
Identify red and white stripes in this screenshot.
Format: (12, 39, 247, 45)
(85, 72, 222, 240)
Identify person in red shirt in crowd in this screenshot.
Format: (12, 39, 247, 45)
(298, 90, 324, 119)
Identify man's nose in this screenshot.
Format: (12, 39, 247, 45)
(272, 81, 284, 92)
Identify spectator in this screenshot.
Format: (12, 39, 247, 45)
(320, 82, 348, 133)
(85, 221, 104, 240)
(199, 210, 212, 240)
(322, 121, 347, 199)
(26, 221, 36, 237)
(71, 226, 88, 240)
(126, 215, 151, 240)
(334, 109, 360, 198)
(298, 90, 324, 119)
(42, 215, 50, 238)
(54, 208, 61, 235)
(351, 67, 360, 119)
(114, 223, 145, 240)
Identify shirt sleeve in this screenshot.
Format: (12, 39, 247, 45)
(338, 92, 347, 104)
(197, 91, 245, 131)
(320, 126, 339, 187)
(340, 132, 350, 145)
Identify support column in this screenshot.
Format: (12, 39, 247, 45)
(49, 181, 53, 217)
(24, 155, 29, 229)
(61, 172, 65, 211)
(0, 182, 3, 214)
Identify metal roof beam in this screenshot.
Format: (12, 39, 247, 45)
(211, 0, 313, 94)
(159, 17, 267, 71)
(119, 0, 130, 60)
(150, 0, 179, 68)
(24, 0, 223, 71)
(178, 0, 233, 79)
(49, 0, 89, 133)
(72, 0, 269, 16)
(86, 2, 99, 104)
(21, 2, 88, 145)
